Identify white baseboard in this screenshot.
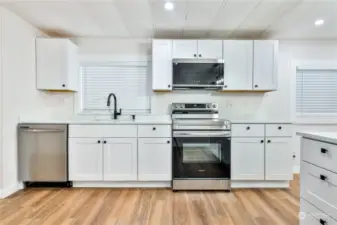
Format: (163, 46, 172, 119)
(0, 183, 20, 199)
(293, 165, 300, 174)
(231, 180, 290, 189)
(73, 181, 171, 188)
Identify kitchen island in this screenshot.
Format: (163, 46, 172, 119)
(297, 131, 337, 224)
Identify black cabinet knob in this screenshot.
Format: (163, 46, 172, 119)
(260, 140, 264, 143)
(320, 175, 327, 181)
(246, 127, 250, 130)
(224, 85, 227, 88)
(254, 84, 258, 88)
(62, 84, 66, 87)
(97, 140, 101, 144)
(321, 148, 328, 154)
(320, 219, 327, 225)
(168, 85, 171, 88)
(152, 127, 156, 131)
(167, 141, 170, 144)
(103, 141, 107, 144)
(193, 54, 197, 57)
(278, 126, 282, 130)
(267, 140, 271, 143)
(199, 54, 202, 57)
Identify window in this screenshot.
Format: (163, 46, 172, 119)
(296, 69, 337, 117)
(80, 62, 150, 115)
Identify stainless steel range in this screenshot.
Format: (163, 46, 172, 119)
(172, 103, 231, 191)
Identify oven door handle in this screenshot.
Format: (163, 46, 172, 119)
(173, 131, 231, 137)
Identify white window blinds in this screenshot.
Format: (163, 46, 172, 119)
(296, 69, 337, 117)
(81, 62, 150, 114)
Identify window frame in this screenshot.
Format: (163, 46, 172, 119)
(74, 55, 152, 116)
(291, 60, 337, 124)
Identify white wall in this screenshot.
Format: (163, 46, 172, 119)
(0, 7, 75, 198)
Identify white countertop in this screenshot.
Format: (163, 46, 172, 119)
(231, 120, 292, 124)
(297, 131, 337, 144)
(19, 115, 172, 125)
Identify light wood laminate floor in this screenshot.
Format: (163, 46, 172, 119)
(0, 176, 300, 225)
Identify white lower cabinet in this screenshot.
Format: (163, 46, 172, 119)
(231, 138, 265, 180)
(138, 138, 172, 181)
(103, 138, 137, 181)
(265, 137, 293, 180)
(69, 138, 103, 181)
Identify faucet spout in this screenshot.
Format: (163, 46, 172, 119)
(107, 93, 122, 119)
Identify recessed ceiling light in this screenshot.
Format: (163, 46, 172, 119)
(164, 2, 174, 11)
(315, 19, 324, 26)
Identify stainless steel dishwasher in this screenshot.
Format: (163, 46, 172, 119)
(18, 124, 71, 187)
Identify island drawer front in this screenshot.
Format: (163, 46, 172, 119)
(231, 124, 264, 137)
(138, 125, 171, 138)
(265, 124, 292, 137)
(301, 161, 337, 221)
(302, 138, 337, 173)
(301, 199, 337, 225)
(69, 125, 137, 138)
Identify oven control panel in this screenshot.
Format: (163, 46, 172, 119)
(172, 103, 218, 110)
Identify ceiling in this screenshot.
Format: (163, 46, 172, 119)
(1, 0, 337, 39)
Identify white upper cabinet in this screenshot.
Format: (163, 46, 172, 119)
(265, 138, 293, 181)
(138, 138, 172, 181)
(197, 40, 222, 59)
(231, 138, 265, 180)
(253, 40, 278, 91)
(69, 138, 103, 181)
(152, 40, 173, 91)
(36, 38, 79, 91)
(172, 40, 198, 59)
(223, 40, 253, 90)
(103, 138, 137, 181)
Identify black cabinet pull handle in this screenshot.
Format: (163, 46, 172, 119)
(167, 141, 170, 144)
(193, 54, 197, 57)
(152, 127, 156, 131)
(321, 148, 328, 154)
(278, 126, 282, 130)
(267, 140, 271, 143)
(320, 219, 327, 225)
(199, 54, 202, 57)
(97, 140, 101, 144)
(103, 141, 107, 144)
(260, 140, 264, 143)
(246, 126, 250, 130)
(320, 175, 327, 181)
(254, 84, 258, 88)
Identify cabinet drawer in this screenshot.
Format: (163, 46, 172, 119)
(265, 124, 292, 137)
(301, 199, 337, 225)
(231, 124, 264, 137)
(302, 138, 337, 173)
(69, 125, 137, 138)
(138, 125, 171, 138)
(301, 162, 337, 221)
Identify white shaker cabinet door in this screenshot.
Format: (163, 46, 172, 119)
(265, 138, 293, 180)
(103, 138, 137, 181)
(152, 40, 173, 91)
(172, 40, 198, 59)
(138, 138, 172, 181)
(197, 40, 222, 59)
(231, 138, 265, 180)
(68, 138, 103, 181)
(253, 40, 278, 91)
(223, 40, 253, 90)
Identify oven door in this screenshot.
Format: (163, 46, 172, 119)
(173, 131, 230, 179)
(172, 59, 224, 89)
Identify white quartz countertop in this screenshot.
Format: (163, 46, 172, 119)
(231, 120, 292, 124)
(297, 131, 337, 144)
(19, 115, 172, 125)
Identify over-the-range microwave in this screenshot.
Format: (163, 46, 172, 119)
(172, 58, 224, 90)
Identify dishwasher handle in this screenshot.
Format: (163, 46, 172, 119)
(20, 128, 65, 133)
